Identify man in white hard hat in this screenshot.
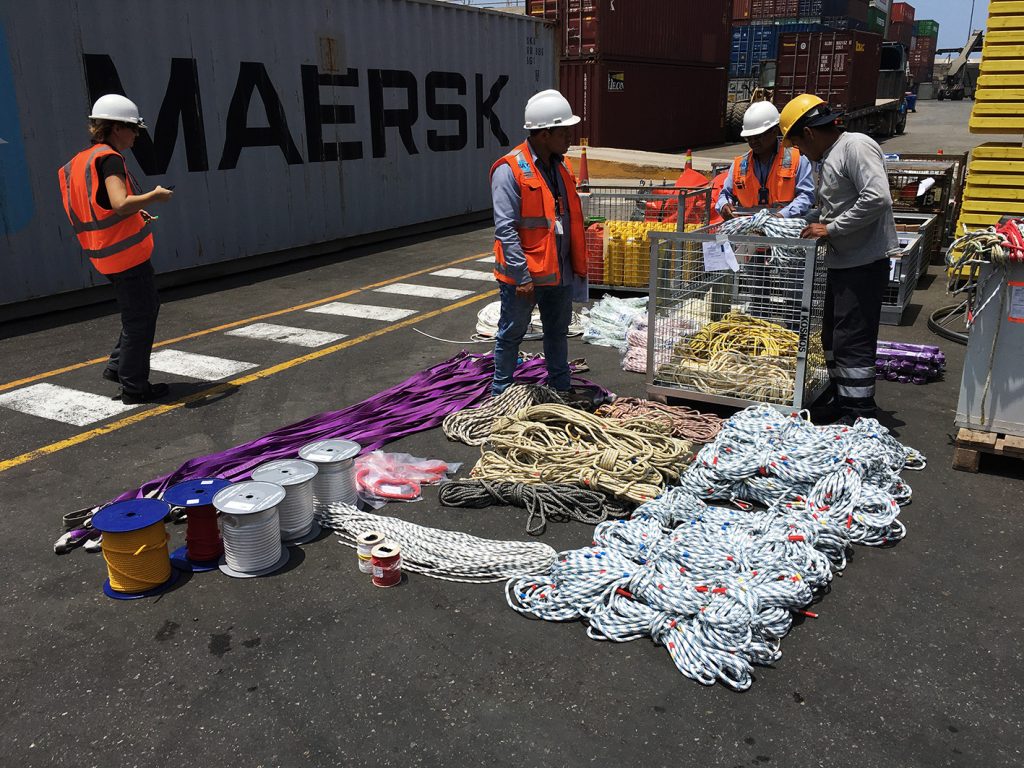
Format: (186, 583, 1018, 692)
(716, 101, 814, 220)
(488, 89, 588, 396)
(58, 94, 175, 404)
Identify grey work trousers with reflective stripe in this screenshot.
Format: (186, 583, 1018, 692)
(822, 257, 889, 417)
(104, 260, 161, 394)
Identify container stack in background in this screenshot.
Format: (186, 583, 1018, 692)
(527, 0, 730, 151)
(886, 1, 914, 49)
(910, 19, 939, 86)
(867, 0, 889, 38)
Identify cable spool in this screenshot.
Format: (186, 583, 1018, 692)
(371, 542, 402, 588)
(251, 459, 320, 545)
(356, 530, 386, 573)
(162, 477, 231, 572)
(91, 499, 179, 600)
(299, 439, 361, 514)
(212, 481, 291, 578)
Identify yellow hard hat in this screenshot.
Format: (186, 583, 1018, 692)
(779, 93, 826, 139)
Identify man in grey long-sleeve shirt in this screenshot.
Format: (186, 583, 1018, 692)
(781, 96, 900, 423)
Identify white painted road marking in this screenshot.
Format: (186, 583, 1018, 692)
(431, 268, 494, 281)
(306, 302, 417, 322)
(225, 322, 346, 347)
(476, 256, 493, 263)
(0, 383, 138, 426)
(149, 350, 257, 381)
(374, 283, 472, 300)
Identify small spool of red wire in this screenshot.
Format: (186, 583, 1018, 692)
(370, 542, 402, 588)
(163, 478, 231, 572)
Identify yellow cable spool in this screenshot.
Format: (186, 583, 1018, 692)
(91, 499, 177, 599)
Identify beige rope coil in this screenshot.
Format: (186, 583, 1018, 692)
(471, 404, 694, 504)
(442, 384, 568, 446)
(594, 398, 724, 443)
(659, 350, 797, 403)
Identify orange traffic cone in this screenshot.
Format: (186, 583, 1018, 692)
(685, 148, 693, 169)
(577, 146, 590, 191)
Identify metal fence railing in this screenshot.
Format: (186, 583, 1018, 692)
(582, 185, 713, 291)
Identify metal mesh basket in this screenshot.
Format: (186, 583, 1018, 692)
(886, 153, 967, 241)
(881, 230, 923, 325)
(582, 186, 713, 290)
(886, 161, 956, 250)
(893, 211, 939, 279)
(646, 226, 829, 411)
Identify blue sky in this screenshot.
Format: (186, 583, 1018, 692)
(900, 1, 988, 50)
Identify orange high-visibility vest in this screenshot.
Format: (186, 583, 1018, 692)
(731, 145, 801, 209)
(489, 140, 586, 286)
(58, 145, 153, 275)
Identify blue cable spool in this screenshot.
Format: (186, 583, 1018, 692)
(162, 478, 232, 573)
(91, 498, 179, 600)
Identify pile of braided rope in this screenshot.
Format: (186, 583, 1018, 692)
(323, 503, 558, 583)
(594, 397, 724, 443)
(506, 406, 926, 690)
(656, 313, 801, 403)
(442, 384, 569, 446)
(439, 480, 629, 536)
(716, 209, 810, 266)
(471, 404, 694, 504)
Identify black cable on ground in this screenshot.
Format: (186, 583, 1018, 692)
(928, 303, 969, 345)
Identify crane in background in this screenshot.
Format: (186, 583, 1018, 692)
(936, 28, 985, 101)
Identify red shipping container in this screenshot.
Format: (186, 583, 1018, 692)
(751, 0, 775, 20)
(886, 21, 913, 48)
(774, 31, 882, 112)
(559, 59, 727, 150)
(528, 0, 730, 66)
(890, 2, 915, 24)
(734, 0, 752, 22)
(912, 35, 937, 56)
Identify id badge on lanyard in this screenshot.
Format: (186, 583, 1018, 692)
(554, 195, 565, 235)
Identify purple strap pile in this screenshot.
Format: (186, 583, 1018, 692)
(875, 341, 945, 385)
(108, 351, 608, 505)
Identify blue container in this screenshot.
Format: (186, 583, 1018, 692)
(730, 24, 780, 78)
(904, 92, 917, 111)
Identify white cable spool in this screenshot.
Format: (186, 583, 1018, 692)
(356, 530, 386, 574)
(251, 459, 320, 545)
(299, 439, 361, 513)
(212, 481, 291, 578)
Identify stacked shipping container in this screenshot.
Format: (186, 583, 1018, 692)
(774, 30, 882, 111)
(528, 0, 729, 150)
(909, 19, 938, 83)
(729, 0, 874, 93)
(886, 1, 914, 48)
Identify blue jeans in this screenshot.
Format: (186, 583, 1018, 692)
(492, 282, 572, 395)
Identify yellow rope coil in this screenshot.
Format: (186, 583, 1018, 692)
(471, 404, 693, 504)
(683, 312, 799, 359)
(101, 523, 172, 594)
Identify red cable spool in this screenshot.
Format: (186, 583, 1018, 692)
(162, 478, 230, 572)
(370, 542, 402, 588)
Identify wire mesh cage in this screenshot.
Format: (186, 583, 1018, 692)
(893, 211, 939, 279)
(646, 227, 829, 411)
(886, 160, 956, 251)
(582, 186, 713, 290)
(881, 229, 924, 326)
(885, 152, 967, 241)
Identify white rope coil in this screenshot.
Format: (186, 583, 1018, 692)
(300, 440, 360, 513)
(442, 383, 568, 446)
(321, 504, 557, 583)
(251, 459, 318, 541)
(221, 508, 282, 573)
(717, 209, 809, 265)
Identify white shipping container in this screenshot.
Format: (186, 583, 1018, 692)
(0, 0, 555, 312)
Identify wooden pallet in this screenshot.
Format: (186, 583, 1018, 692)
(952, 428, 1024, 472)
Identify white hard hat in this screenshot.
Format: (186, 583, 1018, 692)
(523, 89, 580, 130)
(740, 101, 781, 138)
(89, 94, 147, 128)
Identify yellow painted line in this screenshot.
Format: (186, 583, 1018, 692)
(0, 250, 492, 393)
(0, 289, 497, 474)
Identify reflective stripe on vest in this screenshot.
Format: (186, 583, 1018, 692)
(81, 220, 152, 259)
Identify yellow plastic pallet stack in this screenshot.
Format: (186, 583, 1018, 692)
(951, 2, 1024, 276)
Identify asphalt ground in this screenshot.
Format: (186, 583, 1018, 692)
(1, 217, 1022, 768)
